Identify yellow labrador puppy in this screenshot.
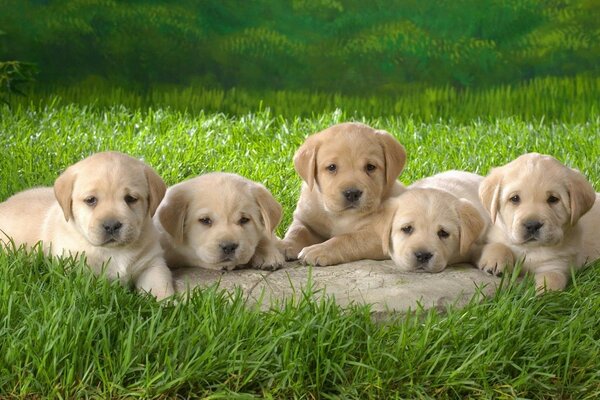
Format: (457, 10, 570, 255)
(382, 171, 488, 273)
(0, 152, 174, 300)
(280, 122, 406, 266)
(478, 153, 599, 291)
(155, 172, 284, 271)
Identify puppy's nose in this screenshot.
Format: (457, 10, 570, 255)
(102, 220, 123, 235)
(343, 188, 363, 203)
(220, 242, 239, 255)
(524, 220, 544, 235)
(414, 251, 433, 263)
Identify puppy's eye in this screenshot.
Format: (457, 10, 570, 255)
(438, 229, 450, 239)
(401, 225, 413, 234)
(509, 195, 520, 204)
(547, 195, 559, 204)
(365, 164, 377, 173)
(83, 196, 97, 207)
(198, 217, 212, 226)
(239, 217, 250, 225)
(124, 195, 138, 204)
(326, 164, 337, 173)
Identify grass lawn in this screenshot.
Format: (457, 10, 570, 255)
(1, 84, 600, 398)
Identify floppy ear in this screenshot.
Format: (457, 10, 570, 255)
(376, 130, 406, 194)
(158, 189, 188, 243)
(54, 166, 76, 222)
(456, 199, 486, 256)
(380, 204, 398, 256)
(567, 168, 596, 225)
(479, 168, 503, 224)
(144, 165, 167, 217)
(293, 134, 320, 190)
(253, 183, 282, 234)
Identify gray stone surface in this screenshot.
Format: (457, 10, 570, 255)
(172, 260, 501, 313)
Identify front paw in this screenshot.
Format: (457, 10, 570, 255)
(535, 270, 568, 293)
(251, 249, 285, 271)
(277, 238, 303, 261)
(298, 243, 337, 266)
(478, 243, 515, 276)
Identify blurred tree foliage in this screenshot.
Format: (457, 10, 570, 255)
(0, 60, 36, 105)
(0, 0, 598, 94)
(0, 30, 37, 105)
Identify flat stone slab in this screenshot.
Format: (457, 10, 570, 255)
(172, 260, 501, 313)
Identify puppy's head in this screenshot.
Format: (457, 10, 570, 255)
(294, 122, 406, 214)
(479, 153, 596, 247)
(158, 173, 281, 270)
(54, 151, 166, 247)
(382, 189, 485, 273)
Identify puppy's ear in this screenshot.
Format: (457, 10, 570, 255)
(376, 130, 406, 194)
(144, 165, 167, 217)
(54, 166, 76, 222)
(456, 199, 486, 256)
(380, 203, 398, 255)
(567, 168, 596, 225)
(479, 168, 503, 224)
(293, 134, 320, 190)
(158, 188, 188, 243)
(253, 183, 282, 234)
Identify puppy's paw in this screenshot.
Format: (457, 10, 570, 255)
(277, 238, 303, 261)
(535, 270, 568, 293)
(251, 249, 285, 271)
(478, 243, 514, 276)
(298, 243, 338, 267)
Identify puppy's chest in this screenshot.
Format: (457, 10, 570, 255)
(328, 214, 374, 237)
(83, 248, 137, 279)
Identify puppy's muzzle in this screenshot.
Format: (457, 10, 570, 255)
(102, 219, 123, 243)
(342, 188, 363, 204)
(414, 250, 433, 265)
(522, 220, 544, 241)
(219, 241, 239, 257)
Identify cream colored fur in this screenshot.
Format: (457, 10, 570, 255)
(382, 171, 488, 272)
(478, 153, 599, 292)
(0, 151, 174, 300)
(280, 122, 406, 266)
(155, 172, 284, 271)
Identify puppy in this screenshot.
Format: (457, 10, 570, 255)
(478, 153, 598, 291)
(0, 152, 174, 300)
(280, 122, 406, 266)
(382, 171, 488, 272)
(155, 172, 285, 271)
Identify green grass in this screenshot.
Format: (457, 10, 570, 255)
(21, 73, 600, 122)
(1, 94, 600, 398)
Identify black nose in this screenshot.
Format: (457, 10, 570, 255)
(220, 242, 239, 255)
(414, 251, 433, 263)
(343, 188, 363, 203)
(524, 220, 544, 235)
(102, 220, 123, 235)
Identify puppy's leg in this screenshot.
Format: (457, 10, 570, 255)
(299, 229, 386, 266)
(535, 269, 569, 293)
(280, 220, 323, 260)
(135, 263, 175, 300)
(252, 236, 285, 271)
(478, 243, 515, 276)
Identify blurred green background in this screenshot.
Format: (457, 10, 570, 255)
(1, 0, 599, 95)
